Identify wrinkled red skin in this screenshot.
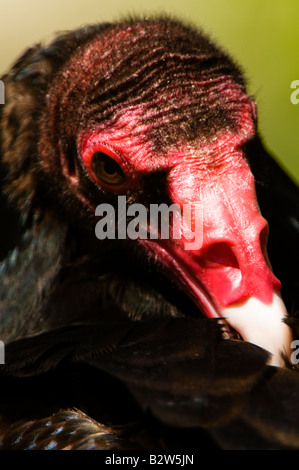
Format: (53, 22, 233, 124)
(79, 104, 281, 318)
(165, 152, 281, 311)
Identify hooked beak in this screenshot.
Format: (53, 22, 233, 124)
(139, 158, 293, 368)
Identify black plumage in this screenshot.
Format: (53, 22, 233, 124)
(0, 16, 299, 451)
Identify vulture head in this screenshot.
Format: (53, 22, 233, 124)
(0, 16, 299, 450)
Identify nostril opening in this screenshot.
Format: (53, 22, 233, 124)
(259, 223, 269, 253)
(203, 242, 239, 269)
(259, 224, 270, 264)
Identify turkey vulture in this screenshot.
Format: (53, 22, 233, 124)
(0, 16, 299, 451)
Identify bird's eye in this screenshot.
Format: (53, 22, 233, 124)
(91, 151, 126, 186)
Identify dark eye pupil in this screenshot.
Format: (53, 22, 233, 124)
(103, 158, 119, 175)
(91, 151, 125, 186)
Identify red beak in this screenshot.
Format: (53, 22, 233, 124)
(140, 152, 292, 367)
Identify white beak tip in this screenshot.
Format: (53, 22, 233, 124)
(222, 294, 293, 368)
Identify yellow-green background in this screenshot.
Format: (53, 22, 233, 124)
(1, 0, 298, 184)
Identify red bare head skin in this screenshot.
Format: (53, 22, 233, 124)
(165, 136, 280, 310)
(35, 18, 291, 364)
(77, 110, 280, 315)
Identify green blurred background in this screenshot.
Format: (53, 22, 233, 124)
(1, 0, 298, 183)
